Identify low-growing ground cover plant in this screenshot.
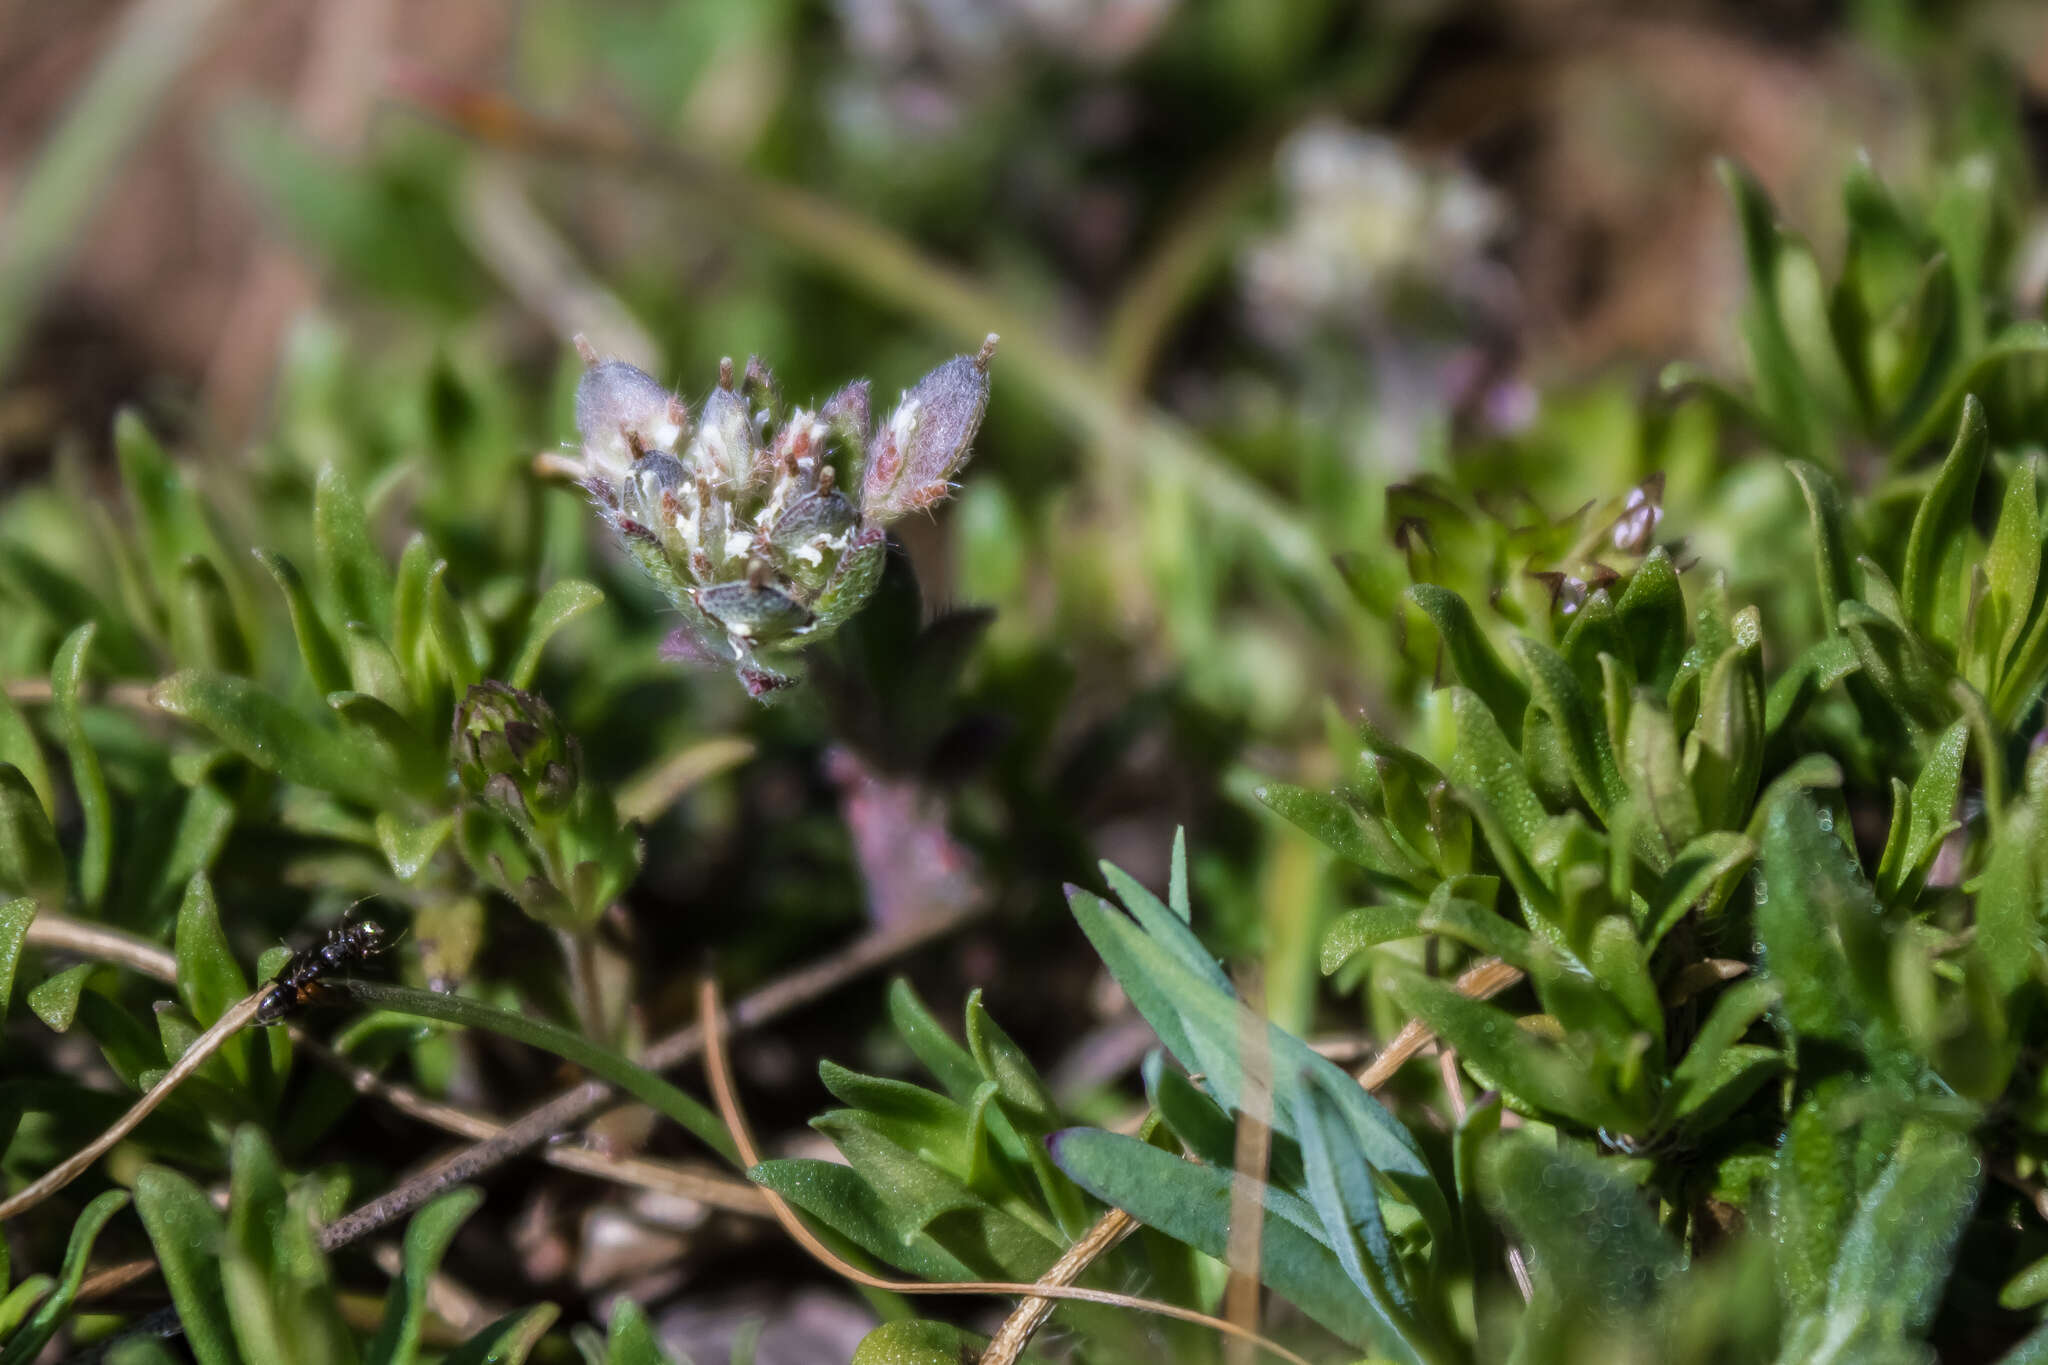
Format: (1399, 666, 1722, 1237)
(4, 19, 2048, 1365)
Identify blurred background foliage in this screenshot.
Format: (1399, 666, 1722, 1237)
(5, 0, 2048, 1359)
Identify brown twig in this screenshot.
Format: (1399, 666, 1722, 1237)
(697, 979, 1314, 1365)
(0, 991, 264, 1222)
(980, 1209, 1139, 1365)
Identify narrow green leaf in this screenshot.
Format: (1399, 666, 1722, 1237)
(1720, 160, 1830, 463)
(602, 1297, 672, 1365)
(153, 671, 387, 806)
(0, 692, 53, 824)
(366, 1188, 484, 1365)
(0, 1188, 130, 1365)
(1625, 698, 1700, 864)
(439, 1305, 560, 1365)
(1757, 794, 1893, 1049)
(1256, 781, 1424, 887)
(1408, 585, 1528, 743)
(1294, 1067, 1418, 1337)
(1099, 859, 1230, 992)
(49, 624, 111, 907)
(1902, 395, 1989, 641)
(254, 549, 349, 697)
(1320, 905, 1423, 974)
(425, 561, 482, 691)
(174, 871, 250, 1085)
(1876, 719, 1967, 903)
(1515, 637, 1626, 818)
(1444, 687, 1547, 859)
(1987, 457, 2043, 674)
(315, 464, 392, 635)
(136, 1164, 241, 1365)
(0, 765, 64, 905)
(1614, 548, 1688, 692)
(509, 580, 604, 690)
(1828, 1122, 1981, 1339)
(885, 979, 983, 1104)
(964, 991, 1060, 1135)
(819, 1062, 972, 1174)
(0, 898, 34, 1018)
(1380, 962, 1625, 1131)
(1788, 461, 1858, 629)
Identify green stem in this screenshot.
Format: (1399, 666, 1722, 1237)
(337, 978, 737, 1164)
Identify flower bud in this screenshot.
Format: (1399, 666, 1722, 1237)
(691, 374, 760, 488)
(454, 682, 580, 820)
(574, 356, 686, 490)
(861, 336, 996, 521)
(693, 575, 814, 650)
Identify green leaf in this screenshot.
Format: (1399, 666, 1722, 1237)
(115, 411, 237, 618)
(510, 580, 604, 690)
(174, 871, 252, 1086)
(1293, 1067, 1419, 1342)
(49, 624, 111, 908)
(1685, 628, 1765, 833)
(1976, 796, 2046, 997)
(1515, 637, 1626, 818)
(852, 1321, 990, 1365)
(1827, 1122, 1981, 1339)
(1256, 781, 1424, 888)
(1407, 585, 1528, 743)
(154, 671, 388, 806)
(749, 1158, 976, 1282)
(0, 692, 54, 824)
(136, 1165, 241, 1365)
(27, 963, 92, 1031)
(374, 812, 452, 882)
(1875, 718, 1968, 903)
(255, 549, 350, 697)
(1614, 548, 1688, 691)
(0, 1189, 130, 1365)
(0, 765, 64, 905)
(819, 1061, 973, 1175)
(964, 991, 1061, 1135)
(885, 979, 983, 1104)
(440, 1305, 560, 1365)
(222, 1126, 356, 1365)
(1624, 698, 1700, 865)
(1986, 457, 2042, 675)
(314, 464, 393, 635)
(1320, 905, 1423, 974)
(1901, 395, 1989, 643)
(1444, 687, 1547, 861)
(1481, 1135, 1680, 1327)
(1757, 793, 1895, 1051)
(1720, 160, 1830, 464)
(1890, 321, 2048, 462)
(1098, 859, 1230, 993)
(1417, 886, 1530, 970)
(1049, 1126, 1398, 1356)
(1380, 961, 1626, 1131)
(366, 1188, 484, 1365)
(0, 898, 34, 1018)
(425, 560, 482, 691)
(602, 1297, 672, 1365)
(1788, 461, 1858, 629)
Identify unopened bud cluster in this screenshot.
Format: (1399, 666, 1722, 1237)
(569, 335, 997, 696)
(452, 682, 640, 930)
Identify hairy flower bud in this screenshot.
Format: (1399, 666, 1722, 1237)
(454, 682, 579, 820)
(573, 352, 686, 492)
(862, 336, 996, 520)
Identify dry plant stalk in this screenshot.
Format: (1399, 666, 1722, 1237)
(0, 991, 265, 1222)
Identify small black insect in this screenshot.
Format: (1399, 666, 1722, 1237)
(254, 915, 392, 1025)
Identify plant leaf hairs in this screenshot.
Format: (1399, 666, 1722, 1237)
(568, 336, 998, 696)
